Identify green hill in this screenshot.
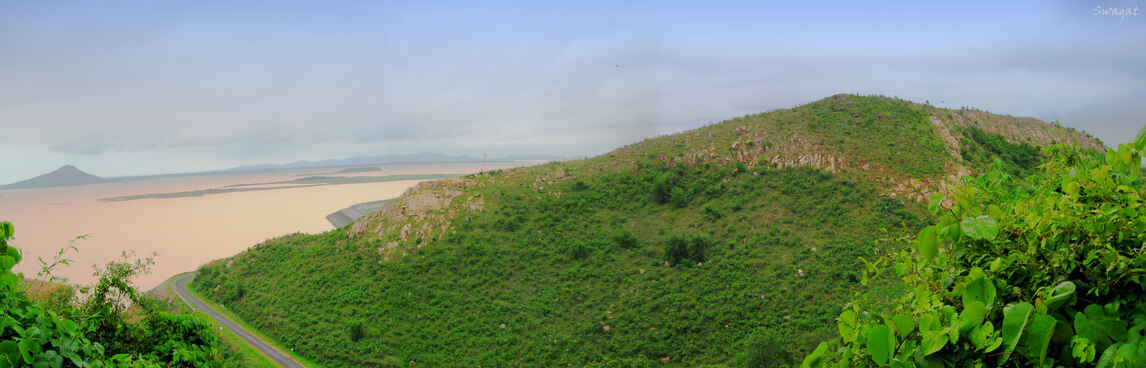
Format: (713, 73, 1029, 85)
(191, 94, 1104, 367)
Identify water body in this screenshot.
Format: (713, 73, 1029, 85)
(0, 162, 528, 289)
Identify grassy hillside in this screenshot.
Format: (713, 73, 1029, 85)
(192, 95, 1103, 367)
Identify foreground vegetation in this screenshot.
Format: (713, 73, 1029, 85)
(804, 131, 1146, 366)
(0, 223, 234, 367)
(192, 95, 1102, 366)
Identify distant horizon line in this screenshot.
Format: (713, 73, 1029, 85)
(2, 154, 570, 189)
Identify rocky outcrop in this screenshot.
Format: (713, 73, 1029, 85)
(349, 178, 485, 261)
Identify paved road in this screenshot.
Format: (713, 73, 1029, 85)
(172, 274, 304, 368)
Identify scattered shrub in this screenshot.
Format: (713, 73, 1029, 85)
(651, 171, 678, 204)
(670, 186, 691, 208)
(702, 202, 723, 222)
(348, 320, 365, 342)
(663, 233, 714, 266)
(740, 332, 798, 368)
(565, 239, 593, 260)
(705, 183, 725, 197)
(612, 227, 639, 249)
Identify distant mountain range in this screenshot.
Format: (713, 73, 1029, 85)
(220, 152, 570, 173)
(0, 165, 106, 189)
(2, 153, 573, 190)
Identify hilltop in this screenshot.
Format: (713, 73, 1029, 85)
(1, 164, 106, 189)
(191, 95, 1104, 366)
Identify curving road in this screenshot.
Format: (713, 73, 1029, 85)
(172, 274, 304, 368)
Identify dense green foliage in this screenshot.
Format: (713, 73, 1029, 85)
(960, 126, 1044, 177)
(0, 222, 230, 367)
(195, 165, 924, 366)
(803, 131, 1146, 367)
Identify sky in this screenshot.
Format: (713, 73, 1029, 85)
(0, 0, 1143, 183)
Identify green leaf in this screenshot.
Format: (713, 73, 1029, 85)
(1046, 281, 1076, 311)
(54, 319, 76, 335)
(1064, 179, 1080, 197)
(866, 324, 895, 367)
(33, 349, 62, 368)
(1095, 343, 1123, 368)
(915, 226, 938, 261)
(941, 306, 958, 343)
(1000, 302, 1034, 365)
(4, 247, 18, 266)
(839, 310, 859, 343)
(801, 342, 829, 368)
(920, 331, 948, 356)
(17, 339, 37, 364)
(969, 322, 996, 351)
(927, 193, 944, 214)
(0, 341, 18, 368)
(958, 301, 986, 335)
(985, 336, 1003, 353)
(1133, 125, 1146, 151)
(960, 215, 999, 241)
(962, 276, 996, 310)
(0, 222, 11, 240)
(989, 257, 1005, 272)
(1022, 313, 1056, 364)
(918, 313, 941, 332)
(1073, 336, 1097, 363)
(0, 256, 13, 272)
(892, 314, 915, 338)
(1074, 304, 1128, 352)
(912, 352, 945, 368)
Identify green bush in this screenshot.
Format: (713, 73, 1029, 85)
(663, 233, 714, 266)
(348, 320, 365, 342)
(740, 331, 798, 367)
(565, 239, 593, 260)
(670, 186, 691, 208)
(612, 227, 639, 249)
(703, 202, 724, 222)
(651, 171, 678, 204)
(803, 130, 1146, 367)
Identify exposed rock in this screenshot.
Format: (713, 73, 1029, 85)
(350, 178, 482, 260)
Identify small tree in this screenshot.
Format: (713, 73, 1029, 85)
(664, 233, 713, 266)
(349, 320, 365, 342)
(612, 227, 638, 249)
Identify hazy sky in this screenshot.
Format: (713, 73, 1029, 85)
(1, 1, 1143, 183)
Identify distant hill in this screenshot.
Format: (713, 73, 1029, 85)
(335, 166, 382, 174)
(1, 165, 106, 189)
(222, 152, 570, 173)
(191, 95, 1104, 367)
